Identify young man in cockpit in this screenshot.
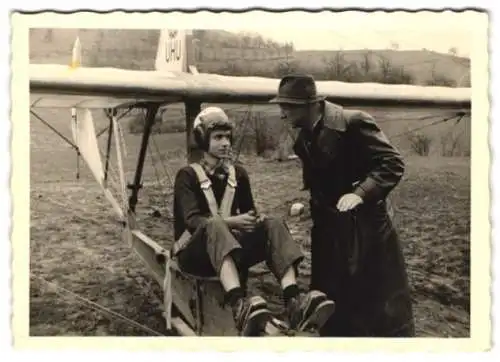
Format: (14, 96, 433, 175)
(171, 106, 335, 336)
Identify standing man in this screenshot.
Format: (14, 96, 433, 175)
(270, 74, 415, 337)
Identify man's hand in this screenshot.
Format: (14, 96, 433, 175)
(225, 212, 257, 232)
(249, 209, 267, 224)
(336, 193, 363, 212)
(256, 213, 267, 224)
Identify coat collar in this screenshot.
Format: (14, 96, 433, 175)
(298, 101, 346, 140)
(293, 101, 347, 161)
(293, 101, 346, 164)
(320, 101, 347, 132)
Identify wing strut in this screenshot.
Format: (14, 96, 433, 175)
(111, 109, 128, 211)
(128, 103, 161, 213)
(103, 115, 113, 188)
(97, 107, 134, 139)
(31, 109, 82, 180)
(30, 110, 78, 152)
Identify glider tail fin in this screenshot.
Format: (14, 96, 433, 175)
(155, 29, 196, 73)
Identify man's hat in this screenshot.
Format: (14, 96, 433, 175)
(269, 74, 326, 104)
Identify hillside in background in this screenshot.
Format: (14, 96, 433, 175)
(293, 49, 470, 86)
(29, 28, 470, 86)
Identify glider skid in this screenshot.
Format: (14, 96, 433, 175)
(123, 101, 319, 336)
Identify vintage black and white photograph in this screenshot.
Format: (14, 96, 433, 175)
(11, 8, 490, 349)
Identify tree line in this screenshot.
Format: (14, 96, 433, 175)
(198, 55, 462, 87)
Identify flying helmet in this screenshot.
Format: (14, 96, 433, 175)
(192, 107, 235, 151)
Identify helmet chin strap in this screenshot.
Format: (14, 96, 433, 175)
(204, 149, 232, 171)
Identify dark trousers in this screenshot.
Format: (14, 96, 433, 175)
(176, 216, 304, 286)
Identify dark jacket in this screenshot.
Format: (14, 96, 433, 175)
(173, 164, 255, 240)
(293, 101, 415, 337)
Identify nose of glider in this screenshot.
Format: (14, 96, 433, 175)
(71, 36, 81, 69)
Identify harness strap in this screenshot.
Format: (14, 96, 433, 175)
(190, 163, 220, 217)
(171, 162, 238, 256)
(219, 165, 237, 218)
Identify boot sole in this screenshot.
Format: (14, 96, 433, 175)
(301, 292, 327, 318)
(240, 308, 272, 336)
(298, 300, 335, 332)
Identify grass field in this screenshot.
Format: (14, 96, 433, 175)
(29, 105, 471, 337)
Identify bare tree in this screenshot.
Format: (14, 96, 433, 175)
(323, 52, 351, 80)
(379, 57, 392, 81)
(283, 42, 294, 62)
(361, 51, 372, 75)
(274, 59, 300, 77)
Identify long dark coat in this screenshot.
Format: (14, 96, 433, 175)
(293, 101, 415, 337)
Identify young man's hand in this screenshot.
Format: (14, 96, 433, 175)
(249, 209, 267, 225)
(256, 213, 267, 223)
(225, 212, 258, 232)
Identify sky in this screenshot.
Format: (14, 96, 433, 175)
(223, 11, 483, 57)
(255, 28, 472, 56)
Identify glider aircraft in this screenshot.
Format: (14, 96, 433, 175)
(29, 28, 471, 337)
